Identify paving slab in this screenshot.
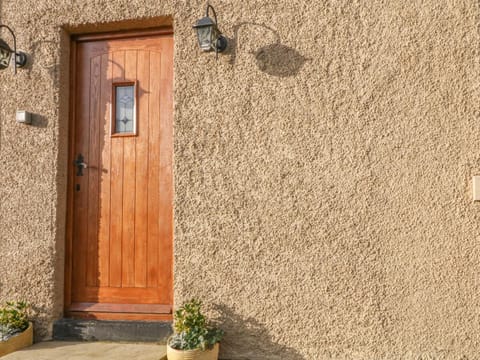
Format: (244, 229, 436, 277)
(0, 341, 167, 360)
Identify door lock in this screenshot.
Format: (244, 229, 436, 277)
(74, 153, 88, 176)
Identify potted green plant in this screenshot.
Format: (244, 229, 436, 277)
(167, 299, 224, 360)
(0, 301, 33, 357)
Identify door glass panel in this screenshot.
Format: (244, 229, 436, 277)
(113, 83, 136, 135)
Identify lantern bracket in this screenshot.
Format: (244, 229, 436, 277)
(205, 3, 218, 25)
(0, 24, 27, 74)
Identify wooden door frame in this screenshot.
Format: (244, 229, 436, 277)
(64, 27, 174, 321)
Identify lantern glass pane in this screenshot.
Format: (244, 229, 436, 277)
(196, 26, 213, 51)
(0, 47, 11, 70)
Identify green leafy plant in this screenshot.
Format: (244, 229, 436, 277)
(168, 299, 224, 351)
(0, 301, 29, 341)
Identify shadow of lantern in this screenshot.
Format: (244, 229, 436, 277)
(254, 43, 308, 77)
(230, 22, 309, 78)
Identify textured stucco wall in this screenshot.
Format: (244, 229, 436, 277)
(1, 0, 480, 359)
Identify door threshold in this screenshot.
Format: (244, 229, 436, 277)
(66, 302, 172, 321)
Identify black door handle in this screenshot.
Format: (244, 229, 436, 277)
(73, 154, 88, 176)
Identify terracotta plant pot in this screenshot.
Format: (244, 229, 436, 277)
(167, 343, 219, 360)
(0, 322, 33, 357)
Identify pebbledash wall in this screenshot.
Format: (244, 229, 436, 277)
(1, 0, 480, 359)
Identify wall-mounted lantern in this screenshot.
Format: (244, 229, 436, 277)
(0, 25, 27, 74)
(193, 3, 228, 57)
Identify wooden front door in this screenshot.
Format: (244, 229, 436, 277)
(66, 30, 173, 320)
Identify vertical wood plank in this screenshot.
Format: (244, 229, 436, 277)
(98, 52, 113, 287)
(86, 55, 101, 287)
(147, 51, 161, 288)
(158, 38, 174, 302)
(122, 50, 137, 287)
(134, 51, 150, 288)
(109, 50, 125, 287)
(72, 44, 91, 296)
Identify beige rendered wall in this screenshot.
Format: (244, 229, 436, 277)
(1, 0, 480, 359)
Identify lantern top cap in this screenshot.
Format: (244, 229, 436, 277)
(193, 3, 219, 29)
(193, 16, 216, 29)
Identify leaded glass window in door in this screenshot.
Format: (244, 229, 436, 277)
(112, 83, 136, 135)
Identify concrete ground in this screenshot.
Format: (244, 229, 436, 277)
(0, 341, 167, 360)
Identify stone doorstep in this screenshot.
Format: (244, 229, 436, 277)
(0, 341, 241, 360)
(50, 321, 235, 360)
(0, 341, 167, 360)
(53, 319, 172, 343)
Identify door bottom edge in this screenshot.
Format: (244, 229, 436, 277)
(68, 302, 172, 314)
